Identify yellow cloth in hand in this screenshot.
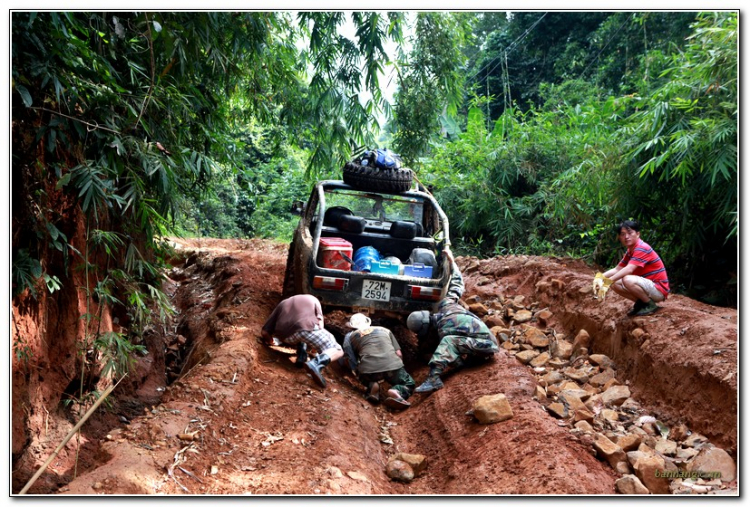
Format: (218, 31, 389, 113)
(593, 272, 613, 300)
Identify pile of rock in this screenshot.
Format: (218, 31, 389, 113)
(465, 292, 736, 495)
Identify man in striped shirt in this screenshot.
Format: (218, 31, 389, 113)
(603, 220, 670, 316)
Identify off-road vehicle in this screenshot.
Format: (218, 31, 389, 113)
(283, 177, 452, 318)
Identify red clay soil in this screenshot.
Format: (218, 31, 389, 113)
(11, 238, 737, 495)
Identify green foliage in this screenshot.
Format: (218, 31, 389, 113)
(392, 12, 470, 165)
(616, 12, 737, 287)
(93, 332, 147, 379)
(298, 12, 404, 176)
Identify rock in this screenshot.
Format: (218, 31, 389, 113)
(601, 378, 622, 391)
(327, 466, 344, 478)
(489, 325, 511, 339)
(547, 357, 569, 369)
(536, 309, 553, 326)
(630, 328, 646, 340)
(523, 327, 550, 348)
(615, 461, 632, 475)
(505, 307, 515, 319)
(619, 398, 640, 412)
(529, 352, 551, 367)
(589, 368, 615, 388)
(571, 329, 592, 357)
(575, 420, 594, 432)
(593, 433, 627, 469)
(547, 402, 569, 419)
(627, 450, 650, 466)
(633, 455, 671, 494)
(501, 341, 519, 351)
(582, 384, 600, 397)
(514, 309, 533, 323)
(574, 409, 595, 423)
(546, 383, 564, 396)
(551, 339, 574, 360)
(655, 438, 678, 456)
(600, 409, 620, 423)
(472, 394, 514, 424)
(534, 386, 547, 402)
(389, 453, 427, 475)
(489, 301, 505, 311)
(686, 447, 736, 482)
(584, 393, 603, 413)
(386, 460, 414, 482)
(637, 442, 656, 454)
(616, 433, 643, 452)
(588, 354, 613, 368)
(669, 423, 690, 442)
(515, 350, 540, 364)
(563, 368, 590, 384)
(684, 433, 709, 448)
(558, 390, 588, 413)
(675, 447, 699, 461)
(539, 371, 565, 387)
(468, 303, 489, 317)
(615, 475, 649, 494)
(601, 385, 631, 406)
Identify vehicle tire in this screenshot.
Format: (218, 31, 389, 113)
(282, 241, 297, 299)
(343, 162, 413, 193)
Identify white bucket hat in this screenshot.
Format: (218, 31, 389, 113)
(347, 313, 372, 330)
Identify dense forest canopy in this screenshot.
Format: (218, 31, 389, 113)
(12, 10, 737, 357)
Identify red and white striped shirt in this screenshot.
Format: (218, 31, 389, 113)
(618, 238, 670, 297)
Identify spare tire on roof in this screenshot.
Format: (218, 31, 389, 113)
(343, 161, 413, 193)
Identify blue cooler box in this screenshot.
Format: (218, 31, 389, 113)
(403, 263, 433, 279)
(370, 260, 400, 275)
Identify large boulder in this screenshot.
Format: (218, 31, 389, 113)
(471, 394, 514, 424)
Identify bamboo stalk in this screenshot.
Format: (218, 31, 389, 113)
(19, 376, 125, 495)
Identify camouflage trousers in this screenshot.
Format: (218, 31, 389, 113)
(428, 334, 499, 371)
(358, 367, 416, 400)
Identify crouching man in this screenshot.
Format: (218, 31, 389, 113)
(261, 294, 343, 388)
(342, 313, 415, 410)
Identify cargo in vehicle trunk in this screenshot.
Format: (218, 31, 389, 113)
(319, 237, 353, 270)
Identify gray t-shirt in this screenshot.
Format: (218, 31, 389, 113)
(343, 326, 403, 374)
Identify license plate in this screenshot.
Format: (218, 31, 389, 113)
(362, 280, 391, 302)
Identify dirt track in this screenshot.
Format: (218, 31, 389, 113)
(12, 238, 737, 495)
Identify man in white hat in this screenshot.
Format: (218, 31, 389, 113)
(342, 313, 415, 410)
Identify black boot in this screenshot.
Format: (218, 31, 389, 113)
(415, 366, 445, 393)
(295, 343, 308, 367)
(304, 353, 331, 388)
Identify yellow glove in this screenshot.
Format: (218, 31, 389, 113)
(593, 272, 613, 300)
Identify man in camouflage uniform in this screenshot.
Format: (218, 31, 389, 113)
(406, 247, 499, 393)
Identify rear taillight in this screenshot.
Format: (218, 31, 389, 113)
(408, 285, 441, 301)
(313, 276, 348, 291)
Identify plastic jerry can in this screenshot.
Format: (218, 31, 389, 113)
(353, 246, 380, 272)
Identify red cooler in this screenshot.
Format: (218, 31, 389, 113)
(319, 238, 353, 271)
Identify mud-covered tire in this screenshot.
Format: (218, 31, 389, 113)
(343, 162, 413, 193)
(282, 241, 296, 299)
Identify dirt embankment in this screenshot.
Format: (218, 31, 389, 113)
(11, 238, 737, 495)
